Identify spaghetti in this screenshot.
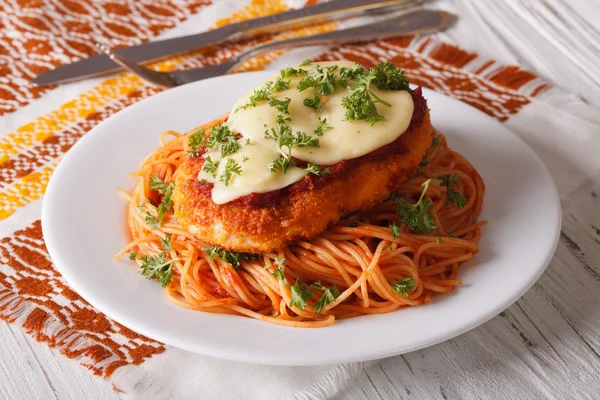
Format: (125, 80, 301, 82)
(117, 117, 485, 328)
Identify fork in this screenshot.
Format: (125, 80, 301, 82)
(98, 9, 455, 89)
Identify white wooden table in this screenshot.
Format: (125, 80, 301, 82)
(2, 1, 599, 399)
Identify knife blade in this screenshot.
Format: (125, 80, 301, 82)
(33, 0, 419, 86)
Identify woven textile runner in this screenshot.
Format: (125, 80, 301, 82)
(1, 0, 576, 397)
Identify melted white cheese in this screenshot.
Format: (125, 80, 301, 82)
(199, 60, 414, 204)
(197, 143, 308, 204)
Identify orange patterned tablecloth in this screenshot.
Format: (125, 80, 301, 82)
(1, 0, 595, 398)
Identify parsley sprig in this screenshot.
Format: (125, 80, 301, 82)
(305, 163, 332, 176)
(264, 123, 319, 174)
(139, 253, 178, 287)
(145, 175, 175, 229)
(203, 246, 260, 270)
(219, 158, 242, 186)
(389, 276, 416, 297)
(417, 137, 441, 173)
(439, 173, 466, 208)
(314, 117, 332, 136)
(206, 124, 240, 158)
(187, 128, 206, 157)
(311, 281, 341, 313)
(394, 178, 437, 234)
(290, 280, 312, 311)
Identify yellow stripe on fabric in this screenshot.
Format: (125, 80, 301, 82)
(0, 0, 340, 220)
(0, 163, 57, 219)
(0, 59, 184, 164)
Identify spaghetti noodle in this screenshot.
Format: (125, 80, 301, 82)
(117, 117, 485, 328)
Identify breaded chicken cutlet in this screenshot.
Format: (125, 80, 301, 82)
(172, 61, 435, 253)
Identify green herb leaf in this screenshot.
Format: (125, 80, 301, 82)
(314, 117, 332, 136)
(439, 173, 465, 208)
(312, 282, 341, 313)
(338, 62, 365, 86)
(160, 234, 172, 251)
(300, 58, 312, 67)
(294, 131, 319, 147)
(139, 253, 178, 287)
(268, 156, 295, 174)
(371, 62, 410, 91)
(290, 279, 312, 311)
(297, 64, 339, 96)
(236, 84, 272, 111)
(188, 128, 206, 150)
(275, 257, 286, 265)
(394, 179, 437, 234)
(268, 97, 292, 121)
(303, 94, 323, 111)
(273, 77, 291, 92)
(389, 276, 416, 297)
(417, 137, 441, 172)
(341, 73, 390, 126)
(390, 222, 401, 240)
(147, 175, 175, 229)
(129, 251, 137, 260)
(272, 267, 286, 283)
(219, 158, 242, 186)
(202, 156, 219, 177)
(206, 124, 240, 158)
(305, 163, 332, 176)
(447, 232, 457, 238)
(436, 237, 443, 244)
(203, 246, 260, 270)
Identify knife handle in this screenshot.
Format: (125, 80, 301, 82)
(236, 0, 424, 36)
(234, 10, 455, 65)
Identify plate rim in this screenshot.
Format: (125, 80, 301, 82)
(41, 71, 562, 365)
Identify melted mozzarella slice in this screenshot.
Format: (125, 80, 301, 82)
(197, 143, 308, 205)
(228, 61, 414, 165)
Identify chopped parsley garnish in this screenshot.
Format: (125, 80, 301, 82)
(275, 257, 286, 266)
(202, 156, 219, 177)
(139, 253, 178, 287)
(342, 72, 391, 126)
(236, 83, 272, 111)
(303, 94, 323, 111)
(245, 138, 251, 145)
(436, 237, 443, 244)
(371, 61, 411, 91)
(311, 281, 341, 313)
(305, 163, 331, 176)
(290, 279, 312, 311)
(146, 174, 175, 229)
(219, 158, 242, 186)
(348, 222, 359, 228)
(160, 234, 172, 251)
(417, 137, 441, 172)
(206, 124, 240, 158)
(268, 97, 292, 121)
(186, 151, 200, 158)
(264, 123, 319, 174)
(314, 117, 332, 136)
(188, 128, 206, 150)
(439, 173, 466, 208)
(203, 246, 260, 270)
(389, 276, 416, 297)
(273, 77, 290, 92)
(447, 232, 457, 238)
(297, 64, 339, 96)
(268, 156, 295, 174)
(389, 222, 401, 240)
(338, 62, 365, 86)
(300, 58, 312, 67)
(129, 251, 137, 260)
(272, 267, 286, 283)
(199, 178, 209, 184)
(272, 311, 280, 318)
(242, 156, 249, 163)
(394, 178, 437, 234)
(280, 67, 303, 79)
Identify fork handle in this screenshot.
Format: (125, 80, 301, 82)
(232, 10, 455, 67)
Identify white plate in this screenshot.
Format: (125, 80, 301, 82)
(42, 72, 561, 366)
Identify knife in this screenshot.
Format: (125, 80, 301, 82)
(33, 0, 422, 86)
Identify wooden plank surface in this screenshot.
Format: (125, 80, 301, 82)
(2, 1, 599, 399)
